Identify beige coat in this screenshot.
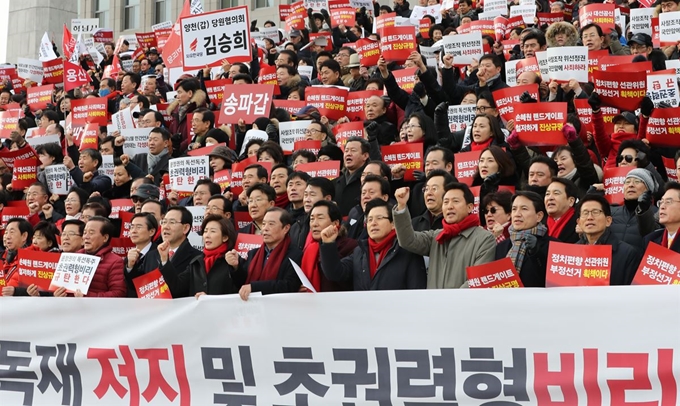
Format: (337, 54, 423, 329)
(393, 207, 496, 289)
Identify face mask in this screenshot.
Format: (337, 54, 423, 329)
(205, 142, 215, 147)
(99, 88, 111, 97)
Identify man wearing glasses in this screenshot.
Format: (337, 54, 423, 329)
(644, 182, 680, 254)
(60, 220, 85, 253)
(575, 194, 641, 285)
(159, 206, 201, 273)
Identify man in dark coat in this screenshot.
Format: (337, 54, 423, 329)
(545, 179, 580, 244)
(131, 127, 171, 187)
(124, 213, 160, 297)
(64, 148, 112, 194)
(411, 170, 455, 232)
(644, 182, 680, 254)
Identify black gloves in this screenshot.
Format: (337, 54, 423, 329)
(640, 96, 654, 117)
(524, 234, 538, 255)
(519, 91, 537, 103)
(637, 190, 652, 213)
(588, 92, 601, 112)
(483, 172, 502, 186)
(636, 151, 649, 169)
(413, 170, 426, 183)
(364, 120, 379, 141)
(435, 101, 449, 115)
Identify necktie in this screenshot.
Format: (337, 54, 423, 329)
(169, 250, 175, 260)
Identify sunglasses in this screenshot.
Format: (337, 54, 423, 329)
(617, 155, 638, 164)
(483, 206, 500, 215)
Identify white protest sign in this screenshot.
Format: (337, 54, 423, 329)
(630, 9, 654, 35)
(298, 65, 313, 82)
(168, 156, 209, 192)
(547, 46, 589, 83)
(100, 154, 115, 183)
(659, 11, 680, 44)
(120, 34, 139, 50)
(510, 5, 537, 25)
(122, 128, 151, 157)
(152, 21, 174, 31)
(290, 259, 317, 293)
(506, 59, 520, 86)
(447, 105, 478, 132)
(179, 6, 251, 69)
(39, 32, 57, 62)
(111, 108, 136, 132)
(44, 164, 73, 195)
(49, 253, 101, 294)
(239, 129, 269, 156)
(410, 5, 442, 25)
(188, 232, 204, 251)
(394, 17, 413, 27)
(666, 59, 680, 76)
(484, 0, 509, 16)
(88, 47, 104, 66)
(535, 50, 549, 79)
(186, 206, 206, 236)
(71, 19, 99, 34)
(647, 73, 680, 107)
(420, 46, 440, 62)
(17, 58, 44, 83)
(350, 0, 373, 15)
(191, 0, 204, 14)
(279, 120, 311, 154)
(441, 32, 484, 65)
(304, 0, 329, 12)
(260, 26, 280, 43)
(26, 134, 60, 149)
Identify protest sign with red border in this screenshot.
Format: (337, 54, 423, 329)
(546, 242, 612, 287)
(513, 102, 567, 145)
(393, 67, 418, 94)
(42, 58, 63, 84)
(603, 166, 633, 205)
(647, 107, 680, 147)
(492, 84, 540, 123)
(234, 233, 263, 260)
(26, 84, 54, 111)
(662, 156, 677, 181)
(110, 237, 135, 258)
(204, 79, 231, 106)
(381, 143, 423, 182)
(332, 121, 364, 150)
(0, 110, 22, 138)
(295, 161, 341, 180)
(632, 242, 680, 285)
(16, 249, 61, 291)
(579, 4, 616, 33)
(71, 98, 108, 125)
(219, 84, 274, 124)
(133, 269, 172, 299)
(135, 32, 157, 49)
(466, 257, 523, 288)
(356, 38, 381, 67)
(345, 90, 383, 122)
(11, 158, 39, 190)
(379, 26, 417, 62)
(330, 8, 356, 27)
(592, 70, 646, 113)
(305, 86, 348, 121)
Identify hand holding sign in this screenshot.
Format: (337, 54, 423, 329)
(226, 250, 240, 267)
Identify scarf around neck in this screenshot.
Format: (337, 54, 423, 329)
(247, 235, 291, 284)
(506, 223, 548, 272)
(147, 148, 168, 173)
(435, 214, 480, 245)
(203, 243, 228, 274)
(300, 232, 321, 291)
(547, 207, 574, 239)
(275, 193, 290, 209)
(367, 229, 397, 279)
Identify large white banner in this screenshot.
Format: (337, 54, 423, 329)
(0, 288, 678, 405)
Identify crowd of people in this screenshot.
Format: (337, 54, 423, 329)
(1, 0, 679, 300)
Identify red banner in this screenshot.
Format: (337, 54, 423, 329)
(632, 243, 680, 285)
(375, 12, 396, 37)
(603, 166, 633, 205)
(132, 269, 172, 299)
(119, 211, 134, 238)
(78, 123, 100, 151)
(504, 15, 526, 38)
(63, 60, 90, 92)
(466, 257, 523, 288)
(284, 9, 306, 31)
(494, 16, 508, 41)
(332, 121, 364, 150)
(304, 86, 348, 122)
(0, 110, 22, 138)
(26, 84, 54, 111)
(229, 158, 251, 197)
(356, 38, 381, 67)
(592, 70, 646, 114)
(579, 4, 616, 33)
(573, 98, 619, 135)
(330, 8, 356, 28)
(279, 4, 291, 21)
(663, 156, 677, 181)
(204, 79, 231, 106)
(71, 97, 108, 126)
(234, 210, 253, 231)
(214, 169, 231, 192)
(393, 67, 418, 94)
(16, 249, 61, 291)
(218, 84, 274, 125)
(1, 206, 30, 228)
(93, 29, 114, 43)
(11, 158, 39, 190)
(110, 199, 134, 219)
(454, 150, 481, 186)
(295, 160, 341, 180)
(154, 30, 172, 52)
(646, 107, 680, 147)
(273, 100, 306, 116)
(492, 84, 540, 123)
(379, 26, 417, 62)
(515, 57, 540, 78)
(234, 233, 263, 260)
(587, 49, 609, 83)
(468, 20, 495, 37)
(0, 145, 37, 171)
(293, 140, 322, 156)
(537, 12, 564, 26)
(42, 58, 63, 85)
(135, 32, 157, 50)
(345, 90, 383, 122)
(257, 64, 278, 87)
(110, 237, 135, 258)
(513, 102, 567, 146)
(546, 242, 612, 287)
(419, 19, 431, 39)
(381, 143, 423, 182)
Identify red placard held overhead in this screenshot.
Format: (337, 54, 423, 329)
(219, 84, 274, 124)
(546, 242, 612, 287)
(662, 156, 677, 181)
(603, 166, 633, 205)
(293, 140, 322, 156)
(466, 258, 524, 288)
(392, 67, 418, 94)
(646, 107, 680, 147)
(513, 102, 567, 146)
(279, 4, 291, 21)
(492, 84, 540, 123)
(213, 169, 231, 192)
(42, 58, 64, 84)
(579, 4, 616, 33)
(345, 90, 383, 122)
(454, 150, 482, 186)
(515, 57, 540, 77)
(0, 110, 22, 138)
(11, 158, 39, 190)
(135, 32, 157, 49)
(537, 12, 564, 26)
(592, 70, 646, 112)
(333, 121, 364, 150)
(204, 79, 231, 106)
(295, 161, 341, 180)
(587, 49, 609, 83)
(419, 19, 431, 38)
(375, 12, 396, 36)
(26, 84, 54, 111)
(330, 8, 356, 27)
(356, 38, 381, 67)
(273, 100, 306, 116)
(632, 243, 680, 285)
(381, 143, 423, 182)
(304, 86, 348, 121)
(380, 26, 417, 62)
(71, 98, 108, 125)
(1, 206, 30, 229)
(78, 123, 99, 151)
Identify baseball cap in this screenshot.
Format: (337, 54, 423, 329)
(628, 33, 652, 47)
(131, 184, 160, 200)
(612, 111, 639, 128)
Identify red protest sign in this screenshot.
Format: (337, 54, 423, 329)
(573, 98, 594, 134)
(285, 7, 306, 31)
(71, 97, 108, 125)
(42, 58, 63, 85)
(663, 156, 678, 181)
(16, 249, 61, 291)
(279, 4, 291, 21)
(494, 16, 508, 41)
(356, 38, 381, 67)
(293, 140, 322, 156)
(234, 210, 253, 231)
(505, 15, 526, 38)
(492, 84, 539, 123)
(0, 110, 22, 138)
(214, 169, 231, 192)
(1, 206, 30, 228)
(537, 12, 564, 26)
(133, 269, 172, 299)
(393, 67, 418, 94)
(304, 86, 348, 121)
(219, 84, 274, 124)
(110, 199, 134, 219)
(0, 145, 37, 171)
(295, 161, 341, 180)
(381, 143, 423, 182)
(513, 102, 567, 146)
(328, 0, 351, 10)
(332, 121, 364, 150)
(330, 8, 356, 27)
(110, 237, 135, 258)
(234, 233, 263, 260)
(466, 257, 523, 288)
(375, 12, 396, 36)
(78, 123, 99, 151)
(468, 20, 495, 37)
(345, 90, 383, 122)
(204, 79, 231, 106)
(647, 107, 680, 147)
(11, 158, 39, 190)
(26, 84, 54, 111)
(156, 103, 175, 129)
(93, 29, 114, 43)
(632, 242, 680, 285)
(603, 166, 633, 205)
(592, 70, 646, 113)
(380, 26, 417, 62)
(579, 4, 616, 33)
(273, 100, 306, 116)
(155, 29, 172, 52)
(454, 150, 481, 186)
(587, 49, 609, 83)
(63, 60, 90, 92)
(135, 32, 157, 49)
(546, 242, 612, 287)
(187, 143, 225, 158)
(515, 57, 540, 77)
(419, 19, 431, 39)
(119, 211, 134, 238)
(229, 158, 253, 197)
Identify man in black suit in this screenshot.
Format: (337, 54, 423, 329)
(645, 182, 680, 254)
(156, 206, 201, 278)
(124, 213, 160, 297)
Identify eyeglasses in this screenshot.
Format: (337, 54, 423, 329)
(62, 232, 82, 238)
(131, 196, 144, 203)
(404, 124, 421, 130)
(64, 198, 79, 203)
(305, 128, 322, 135)
(476, 106, 493, 113)
(623, 179, 643, 187)
(365, 215, 390, 224)
(129, 224, 148, 231)
(337, 53, 350, 58)
(580, 209, 604, 218)
(26, 192, 46, 198)
(657, 198, 680, 208)
(630, 45, 648, 52)
(617, 155, 638, 164)
(160, 219, 181, 226)
(247, 198, 268, 205)
(206, 206, 224, 213)
(482, 206, 501, 215)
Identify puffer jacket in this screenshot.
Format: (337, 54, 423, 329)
(610, 200, 659, 248)
(545, 22, 580, 47)
(167, 89, 208, 156)
(78, 245, 127, 297)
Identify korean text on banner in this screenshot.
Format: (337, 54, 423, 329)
(304, 86, 348, 122)
(345, 90, 383, 122)
(647, 107, 680, 147)
(16, 249, 61, 291)
(26, 84, 54, 111)
(133, 269, 172, 299)
(295, 161, 341, 180)
(546, 242, 612, 287)
(179, 6, 251, 69)
(379, 26, 417, 62)
(219, 84, 274, 124)
(381, 143, 423, 182)
(592, 70, 646, 113)
(48, 253, 101, 294)
(513, 102, 567, 146)
(17, 58, 44, 84)
(70, 97, 108, 126)
(659, 11, 680, 46)
(279, 120, 311, 154)
(454, 150, 482, 186)
(447, 105, 477, 132)
(441, 32, 484, 65)
(121, 128, 151, 157)
(71, 18, 99, 34)
(332, 121, 364, 149)
(579, 4, 616, 33)
(466, 257, 524, 288)
(110, 238, 134, 258)
(0, 110, 22, 138)
(546, 46, 589, 83)
(234, 233, 263, 260)
(603, 166, 633, 205)
(11, 158, 38, 190)
(293, 140, 322, 156)
(492, 84, 540, 123)
(169, 156, 209, 193)
(647, 72, 679, 108)
(632, 242, 680, 285)
(214, 169, 231, 192)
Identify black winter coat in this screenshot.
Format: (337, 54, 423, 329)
(161, 254, 246, 297)
(237, 246, 303, 294)
(578, 229, 641, 285)
(644, 228, 680, 255)
(495, 234, 557, 287)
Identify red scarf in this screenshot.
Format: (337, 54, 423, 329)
(203, 244, 228, 274)
(367, 230, 397, 279)
(470, 137, 493, 151)
(436, 214, 480, 244)
(247, 235, 291, 283)
(275, 193, 290, 209)
(547, 207, 574, 239)
(300, 233, 321, 292)
(661, 229, 677, 249)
